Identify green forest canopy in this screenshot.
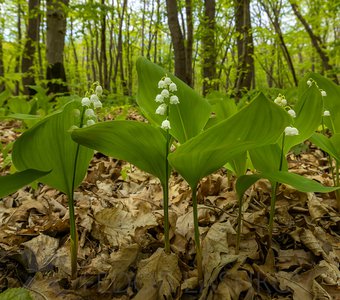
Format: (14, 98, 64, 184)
(0, 0, 338, 100)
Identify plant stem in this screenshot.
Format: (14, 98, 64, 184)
(335, 161, 340, 212)
(69, 143, 80, 279)
(163, 129, 170, 254)
(268, 133, 285, 247)
(192, 187, 203, 283)
(68, 107, 86, 279)
(236, 194, 243, 254)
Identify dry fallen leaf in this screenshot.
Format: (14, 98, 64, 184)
(134, 248, 181, 299)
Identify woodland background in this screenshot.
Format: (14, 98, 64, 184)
(0, 0, 339, 103)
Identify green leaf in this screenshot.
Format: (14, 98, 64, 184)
(136, 57, 211, 143)
(12, 101, 93, 196)
(236, 171, 339, 199)
(310, 133, 340, 162)
(284, 83, 323, 152)
(249, 143, 288, 172)
(0, 113, 41, 120)
(205, 92, 237, 128)
(0, 169, 50, 198)
(303, 73, 340, 133)
(168, 93, 291, 188)
(71, 120, 168, 185)
(0, 288, 33, 300)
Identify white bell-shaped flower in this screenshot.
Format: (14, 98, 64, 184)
(161, 119, 171, 130)
(287, 109, 296, 118)
(81, 97, 91, 107)
(284, 126, 299, 136)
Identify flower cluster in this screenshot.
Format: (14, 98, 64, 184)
(306, 78, 327, 97)
(81, 84, 103, 127)
(274, 94, 299, 136)
(155, 76, 179, 130)
(274, 94, 287, 107)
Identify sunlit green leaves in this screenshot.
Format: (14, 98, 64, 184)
(71, 120, 168, 185)
(283, 83, 323, 153)
(303, 73, 340, 133)
(12, 101, 93, 196)
(0, 169, 50, 198)
(168, 93, 290, 188)
(136, 57, 211, 143)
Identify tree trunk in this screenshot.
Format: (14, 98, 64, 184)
(100, 0, 108, 90)
(46, 0, 69, 94)
(289, 0, 338, 84)
(259, 0, 298, 86)
(0, 5, 4, 92)
(185, 0, 193, 87)
(234, 0, 255, 99)
(22, 0, 40, 96)
(112, 0, 128, 95)
(166, 0, 191, 86)
(201, 0, 217, 96)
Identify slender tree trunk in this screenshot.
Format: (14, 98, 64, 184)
(108, 0, 115, 89)
(146, 0, 155, 60)
(0, 34, 4, 93)
(100, 0, 108, 90)
(141, 0, 146, 57)
(14, 3, 22, 95)
(166, 0, 191, 86)
(185, 0, 193, 87)
(259, 0, 298, 86)
(22, 0, 40, 96)
(234, 0, 255, 99)
(290, 1, 338, 84)
(88, 22, 97, 82)
(0, 4, 5, 92)
(46, 0, 69, 94)
(126, 8, 133, 95)
(201, 0, 217, 96)
(70, 17, 80, 89)
(153, 0, 161, 63)
(113, 0, 128, 95)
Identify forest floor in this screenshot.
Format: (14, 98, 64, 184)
(0, 116, 340, 300)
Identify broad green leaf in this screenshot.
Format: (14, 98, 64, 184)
(0, 169, 50, 198)
(205, 92, 237, 128)
(225, 151, 248, 177)
(168, 93, 291, 188)
(0, 288, 33, 300)
(136, 57, 211, 143)
(310, 133, 340, 162)
(302, 73, 340, 133)
(12, 101, 93, 196)
(284, 83, 323, 152)
(0, 113, 41, 120)
(249, 143, 288, 172)
(236, 171, 339, 199)
(71, 120, 168, 185)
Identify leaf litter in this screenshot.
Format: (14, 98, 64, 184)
(0, 120, 340, 299)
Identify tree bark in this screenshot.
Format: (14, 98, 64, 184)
(201, 0, 217, 96)
(260, 0, 298, 86)
(22, 0, 40, 96)
(100, 0, 108, 90)
(166, 0, 192, 86)
(46, 0, 69, 94)
(112, 0, 128, 95)
(0, 5, 5, 92)
(290, 0, 338, 84)
(234, 0, 255, 99)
